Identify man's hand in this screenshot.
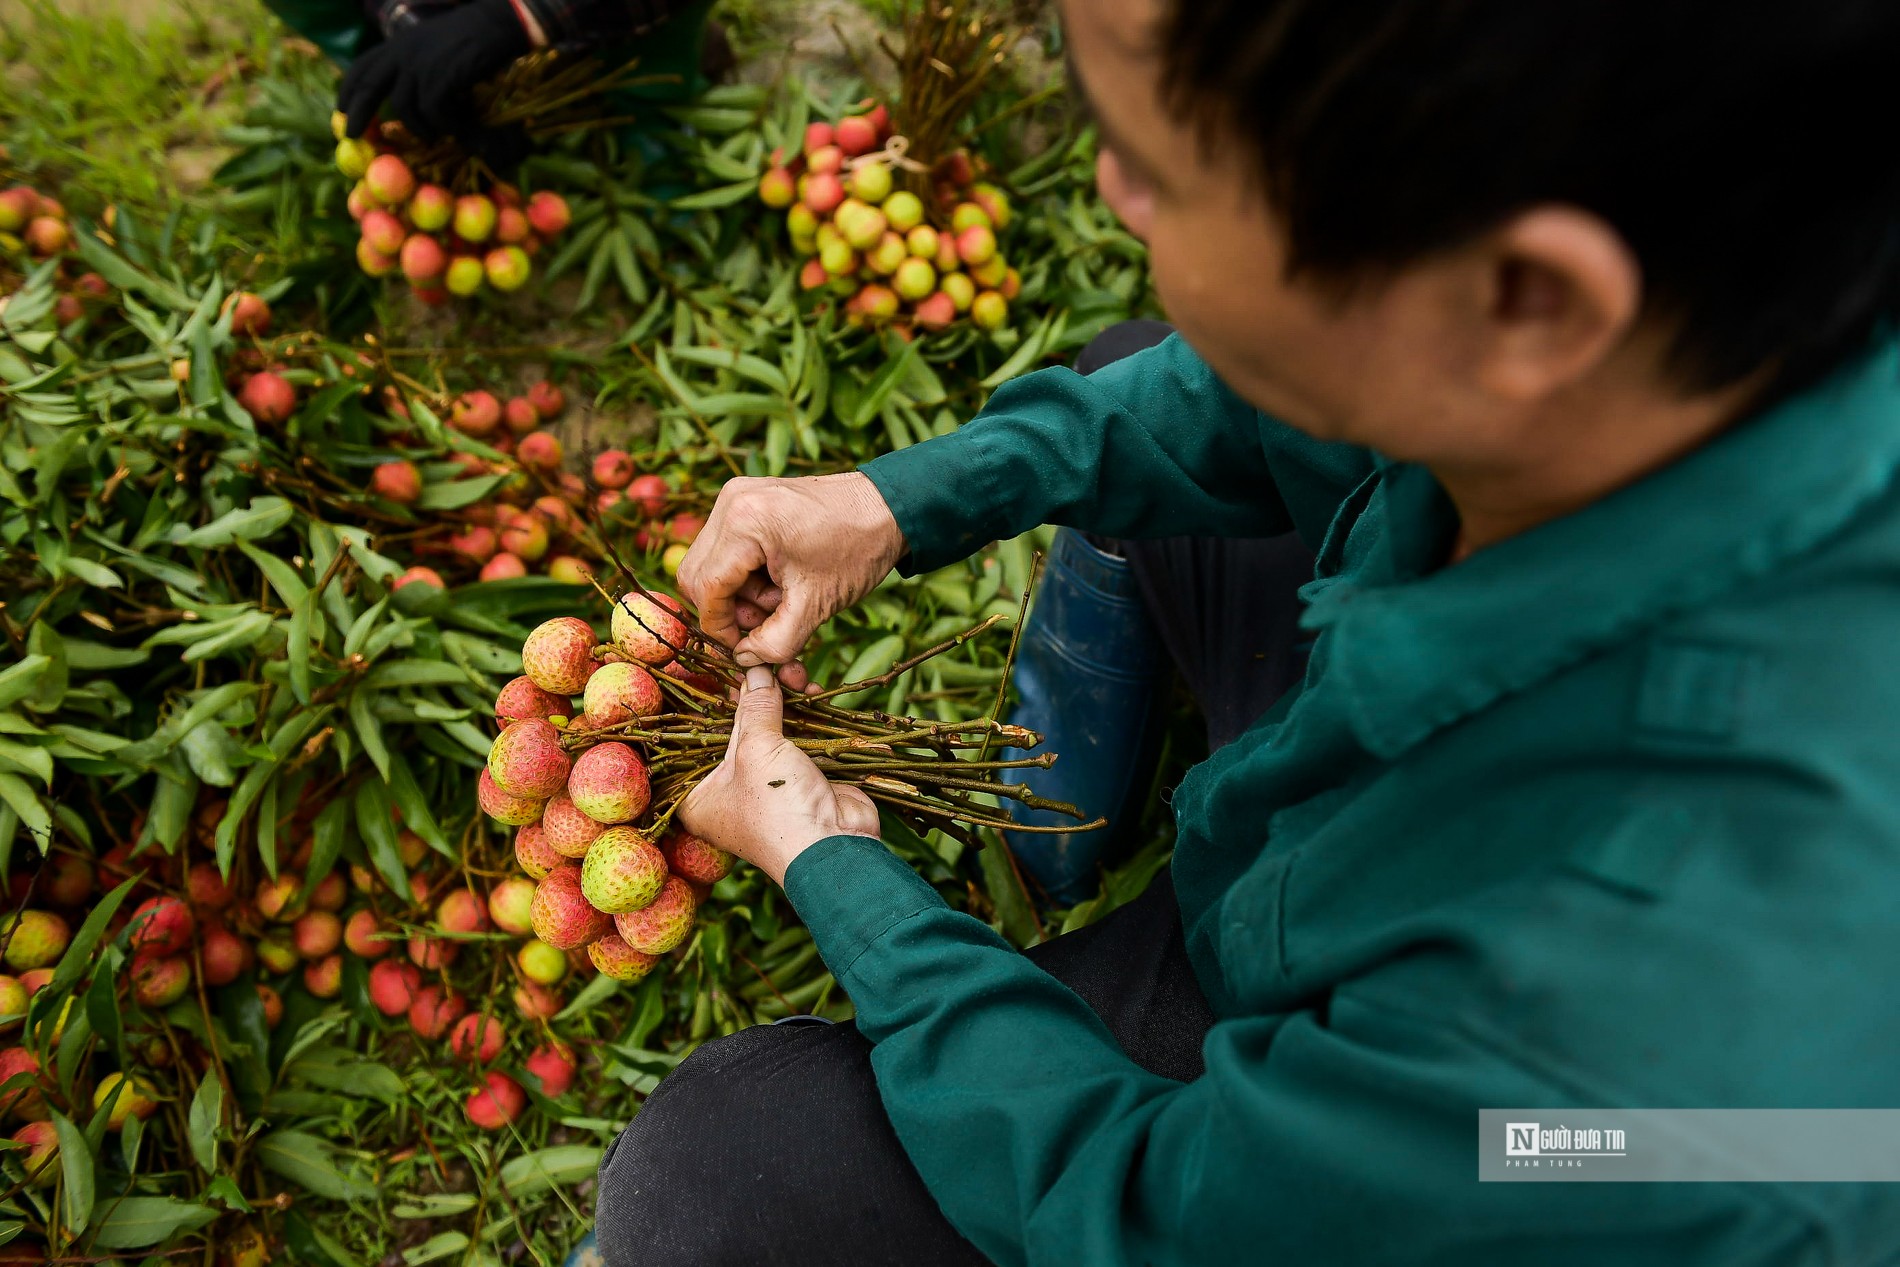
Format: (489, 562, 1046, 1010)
(337, 0, 531, 145)
(680, 667, 880, 885)
(677, 473, 906, 683)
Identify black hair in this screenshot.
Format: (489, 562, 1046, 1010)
(1158, 0, 1900, 399)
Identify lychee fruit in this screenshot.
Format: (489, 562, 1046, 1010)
(663, 829, 736, 887)
(516, 938, 568, 985)
(0, 1048, 45, 1120)
(582, 662, 662, 726)
(451, 390, 503, 437)
(256, 931, 299, 975)
(0, 976, 22, 1025)
(478, 769, 545, 825)
(186, 862, 233, 911)
(127, 895, 194, 957)
(837, 113, 879, 157)
(626, 474, 667, 517)
(516, 432, 562, 473)
(25, 217, 69, 257)
(515, 823, 562, 880)
(1, 912, 69, 972)
(503, 395, 539, 434)
(480, 553, 528, 582)
(521, 617, 600, 694)
(450, 525, 498, 564)
(344, 909, 392, 958)
(466, 1071, 526, 1129)
(513, 981, 562, 1020)
(304, 954, 343, 999)
(547, 556, 593, 585)
(407, 935, 457, 971)
(613, 876, 698, 955)
(495, 676, 574, 728)
(449, 1013, 506, 1064)
(495, 205, 530, 244)
(253, 875, 304, 923)
(484, 245, 530, 292)
(609, 593, 687, 665)
(94, 1072, 156, 1131)
(488, 718, 570, 799)
(410, 184, 453, 231)
(201, 925, 253, 987)
(34, 853, 92, 909)
(239, 371, 296, 424)
(499, 511, 551, 561)
(292, 910, 342, 960)
(436, 888, 490, 935)
(527, 380, 565, 418)
(365, 154, 416, 206)
(393, 565, 445, 593)
(12, 1119, 57, 1186)
(370, 460, 421, 504)
(408, 985, 467, 1040)
(360, 209, 406, 257)
(587, 932, 659, 982)
(130, 954, 191, 1007)
(526, 191, 571, 237)
(524, 1040, 577, 1095)
(368, 959, 422, 1017)
(565, 742, 651, 825)
(543, 789, 605, 857)
(488, 877, 536, 935)
(446, 255, 485, 296)
(529, 864, 610, 950)
(591, 450, 634, 489)
(579, 827, 667, 915)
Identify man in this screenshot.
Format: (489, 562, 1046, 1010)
(598, 0, 1900, 1262)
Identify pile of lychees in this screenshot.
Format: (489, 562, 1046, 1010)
(0, 182, 118, 325)
(333, 117, 571, 304)
(479, 592, 734, 987)
(757, 100, 1019, 332)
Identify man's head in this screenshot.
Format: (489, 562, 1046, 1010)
(1064, 0, 1900, 475)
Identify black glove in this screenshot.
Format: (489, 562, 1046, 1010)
(337, 0, 532, 144)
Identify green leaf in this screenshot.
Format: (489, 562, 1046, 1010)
(0, 657, 50, 711)
(402, 1231, 470, 1265)
(0, 738, 53, 787)
(667, 179, 758, 209)
(414, 474, 504, 512)
(49, 876, 139, 997)
(347, 689, 390, 782)
(257, 1130, 378, 1201)
(308, 797, 350, 888)
(354, 780, 406, 895)
(57, 556, 123, 590)
(498, 1144, 604, 1196)
(0, 775, 50, 854)
(238, 539, 310, 607)
(87, 1196, 218, 1248)
(51, 1112, 92, 1236)
(187, 1073, 222, 1174)
(833, 634, 905, 708)
(384, 751, 447, 855)
(173, 496, 295, 549)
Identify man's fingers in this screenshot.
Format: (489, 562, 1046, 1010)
(833, 784, 881, 838)
(681, 535, 765, 650)
(339, 50, 398, 137)
(726, 665, 784, 759)
(775, 659, 810, 693)
(734, 588, 820, 668)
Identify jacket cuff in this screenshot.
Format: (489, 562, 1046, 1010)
(782, 834, 948, 978)
(859, 434, 1002, 575)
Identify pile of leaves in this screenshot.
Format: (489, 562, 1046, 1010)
(0, 3, 1160, 1263)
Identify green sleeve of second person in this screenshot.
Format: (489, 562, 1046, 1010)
(858, 334, 1375, 573)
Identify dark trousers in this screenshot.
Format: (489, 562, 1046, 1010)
(593, 323, 1315, 1265)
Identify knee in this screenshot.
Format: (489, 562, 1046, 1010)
(1074, 318, 1175, 376)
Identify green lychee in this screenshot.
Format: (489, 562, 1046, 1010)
(579, 827, 667, 914)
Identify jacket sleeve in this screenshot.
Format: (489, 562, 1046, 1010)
(858, 334, 1374, 573)
(784, 835, 1807, 1267)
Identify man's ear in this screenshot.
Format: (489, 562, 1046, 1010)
(1471, 206, 1642, 403)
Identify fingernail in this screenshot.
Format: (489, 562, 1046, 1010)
(734, 650, 761, 667)
(746, 666, 775, 690)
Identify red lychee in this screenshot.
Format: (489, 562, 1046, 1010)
(12, 1119, 57, 1185)
(201, 925, 252, 986)
(495, 676, 574, 728)
(393, 565, 445, 593)
(515, 823, 562, 880)
(127, 895, 194, 957)
(407, 984, 466, 1039)
(344, 908, 392, 958)
(0, 1048, 46, 1121)
(488, 877, 537, 936)
(513, 981, 562, 1020)
(450, 390, 502, 437)
(253, 875, 304, 923)
(663, 829, 736, 887)
(527, 380, 565, 419)
(450, 524, 498, 564)
(436, 888, 490, 935)
(587, 932, 659, 982)
(466, 1071, 526, 1129)
(516, 432, 563, 473)
(480, 553, 528, 582)
(591, 450, 634, 489)
(368, 959, 422, 1017)
(449, 1013, 506, 1064)
(488, 717, 570, 799)
(364, 154, 416, 206)
(292, 910, 341, 960)
(186, 861, 233, 911)
(130, 954, 191, 1007)
(304, 954, 343, 999)
(529, 864, 610, 950)
(478, 768, 546, 826)
(626, 474, 668, 518)
(565, 742, 651, 825)
(609, 593, 686, 666)
(579, 827, 667, 915)
(309, 871, 347, 912)
(582, 661, 662, 727)
(526, 191, 571, 237)
(503, 395, 539, 434)
(613, 876, 698, 955)
(524, 1040, 577, 1095)
(370, 460, 421, 504)
(407, 935, 457, 971)
(239, 371, 296, 424)
(36, 853, 92, 908)
(521, 617, 600, 694)
(257, 983, 284, 1027)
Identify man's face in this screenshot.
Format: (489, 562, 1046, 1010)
(1061, 0, 1497, 459)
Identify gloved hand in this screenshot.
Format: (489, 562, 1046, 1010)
(337, 0, 532, 144)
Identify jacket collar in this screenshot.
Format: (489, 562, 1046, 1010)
(1303, 341, 1900, 761)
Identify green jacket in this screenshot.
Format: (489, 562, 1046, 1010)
(785, 334, 1900, 1265)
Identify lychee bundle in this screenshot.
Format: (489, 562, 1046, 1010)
(333, 116, 571, 305)
(758, 101, 1019, 333)
(0, 182, 123, 326)
(480, 588, 1099, 981)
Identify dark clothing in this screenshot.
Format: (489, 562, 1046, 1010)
(369, 0, 688, 45)
(594, 874, 1215, 1267)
